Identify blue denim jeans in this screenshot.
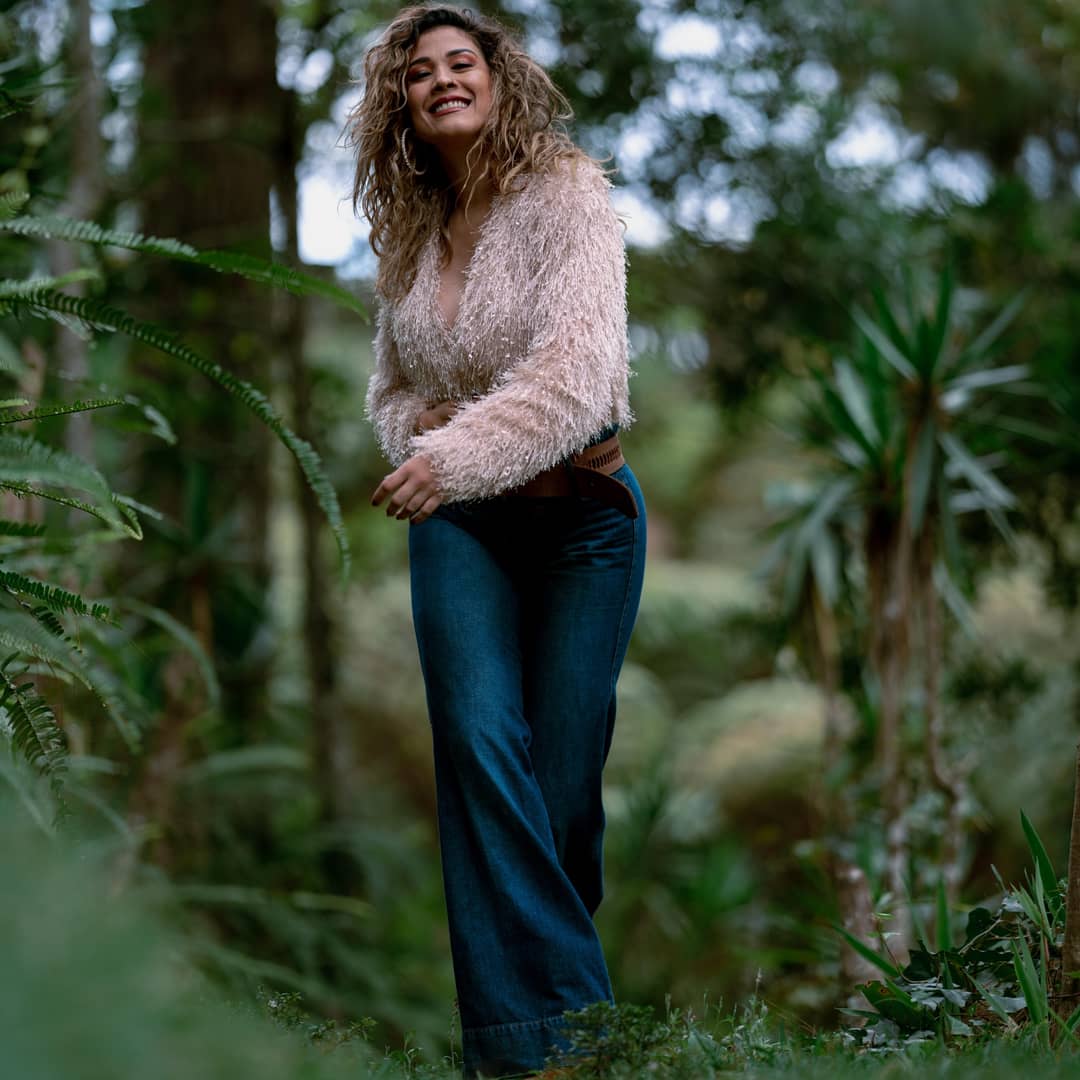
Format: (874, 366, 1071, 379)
(407, 462, 646, 1078)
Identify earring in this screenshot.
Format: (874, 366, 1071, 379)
(399, 127, 426, 176)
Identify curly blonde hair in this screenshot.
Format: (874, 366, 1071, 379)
(347, 3, 590, 300)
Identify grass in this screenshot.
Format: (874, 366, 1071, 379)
(2, 790, 1075, 1079)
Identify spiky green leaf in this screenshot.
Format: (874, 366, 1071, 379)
(960, 289, 1028, 368)
(836, 926, 902, 977)
(834, 359, 880, 451)
(1012, 935, 1047, 1026)
(853, 304, 917, 380)
(940, 432, 1015, 510)
(1020, 810, 1060, 910)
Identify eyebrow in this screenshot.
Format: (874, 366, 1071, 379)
(407, 47, 477, 68)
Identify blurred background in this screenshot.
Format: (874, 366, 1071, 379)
(2, 0, 1079, 1064)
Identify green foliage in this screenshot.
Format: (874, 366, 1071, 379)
(0, 664, 67, 804)
(843, 812, 1074, 1050)
(0, 792, 386, 1080)
(5, 286, 350, 576)
(0, 215, 370, 319)
(766, 270, 1033, 616)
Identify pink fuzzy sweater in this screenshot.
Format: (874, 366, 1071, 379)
(365, 158, 632, 503)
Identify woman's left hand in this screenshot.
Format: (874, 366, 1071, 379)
(371, 453, 443, 524)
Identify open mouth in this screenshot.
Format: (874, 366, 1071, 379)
(430, 97, 471, 116)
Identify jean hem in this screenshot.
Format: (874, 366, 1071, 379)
(464, 1010, 571, 1039)
(463, 1008, 590, 1078)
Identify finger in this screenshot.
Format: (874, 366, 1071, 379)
(397, 487, 434, 520)
(410, 494, 443, 525)
(394, 482, 435, 519)
(371, 469, 404, 507)
(387, 479, 421, 517)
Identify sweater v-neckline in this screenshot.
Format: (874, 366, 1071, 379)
(431, 195, 502, 335)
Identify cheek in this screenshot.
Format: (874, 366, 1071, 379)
(405, 88, 427, 128)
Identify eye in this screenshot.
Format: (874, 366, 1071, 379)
(408, 68, 430, 82)
(452, 61, 473, 70)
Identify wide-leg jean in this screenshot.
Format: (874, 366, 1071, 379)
(407, 462, 646, 1078)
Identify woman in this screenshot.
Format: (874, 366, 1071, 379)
(350, 5, 646, 1076)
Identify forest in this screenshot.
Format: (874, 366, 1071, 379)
(2, 0, 1080, 1076)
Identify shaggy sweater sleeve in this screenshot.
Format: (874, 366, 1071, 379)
(364, 306, 429, 468)
(409, 163, 628, 502)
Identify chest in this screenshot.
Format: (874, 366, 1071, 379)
(434, 212, 485, 331)
(390, 197, 541, 393)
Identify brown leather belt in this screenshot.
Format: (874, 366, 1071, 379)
(508, 434, 638, 519)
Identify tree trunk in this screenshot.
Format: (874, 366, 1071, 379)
(125, 0, 279, 845)
(809, 584, 881, 1003)
(918, 526, 967, 914)
(866, 508, 912, 957)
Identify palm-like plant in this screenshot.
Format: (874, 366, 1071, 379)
(763, 268, 1033, 965)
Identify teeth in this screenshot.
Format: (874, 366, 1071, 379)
(433, 100, 469, 114)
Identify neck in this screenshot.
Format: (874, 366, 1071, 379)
(438, 144, 495, 207)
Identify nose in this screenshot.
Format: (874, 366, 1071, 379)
(433, 67, 456, 90)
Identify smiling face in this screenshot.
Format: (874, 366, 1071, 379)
(405, 26, 493, 156)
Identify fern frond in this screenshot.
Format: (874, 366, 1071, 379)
(0, 433, 141, 538)
(114, 494, 164, 522)
(9, 290, 349, 575)
(0, 665, 68, 799)
(0, 570, 114, 624)
(0, 270, 100, 298)
(0, 397, 126, 425)
(1, 216, 369, 319)
(0, 191, 30, 219)
(0, 610, 140, 750)
(122, 394, 177, 444)
(28, 605, 66, 639)
(0, 520, 47, 538)
(0, 483, 142, 540)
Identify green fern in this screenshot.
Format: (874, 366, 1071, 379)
(121, 394, 177, 444)
(0, 609, 141, 750)
(0, 215, 369, 319)
(0, 433, 141, 538)
(0, 663, 68, 801)
(0, 520, 47, 538)
(0, 484, 142, 539)
(0, 270, 100, 300)
(7, 288, 350, 575)
(0, 398, 125, 425)
(0, 570, 114, 624)
(0, 191, 29, 219)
